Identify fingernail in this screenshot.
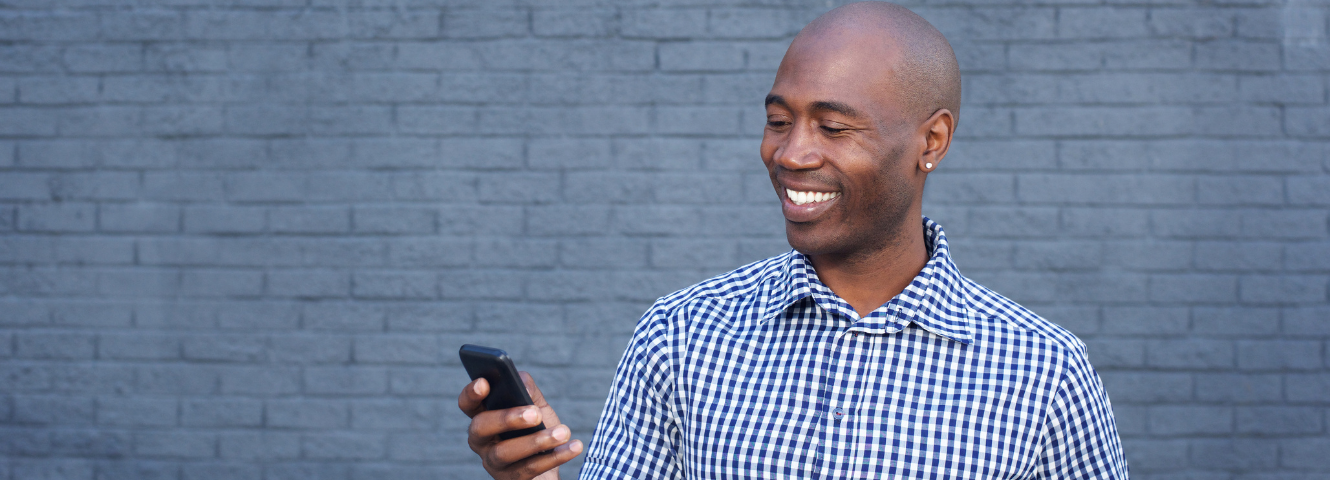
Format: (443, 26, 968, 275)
(472, 380, 484, 395)
(552, 425, 569, 441)
(521, 408, 538, 424)
(570, 440, 584, 454)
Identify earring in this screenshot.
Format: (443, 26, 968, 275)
(925, 163, 933, 169)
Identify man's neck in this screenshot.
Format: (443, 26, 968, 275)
(806, 220, 930, 319)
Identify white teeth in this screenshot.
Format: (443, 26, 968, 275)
(785, 188, 840, 206)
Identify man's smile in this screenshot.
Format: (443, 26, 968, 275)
(785, 188, 842, 206)
(781, 186, 843, 223)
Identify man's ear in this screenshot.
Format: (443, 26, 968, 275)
(918, 109, 955, 172)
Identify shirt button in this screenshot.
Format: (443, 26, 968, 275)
(832, 407, 845, 421)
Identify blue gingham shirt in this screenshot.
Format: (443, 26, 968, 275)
(579, 218, 1126, 479)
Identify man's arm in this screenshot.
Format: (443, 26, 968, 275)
(1031, 354, 1129, 479)
(579, 308, 682, 480)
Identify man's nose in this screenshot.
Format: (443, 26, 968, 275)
(775, 123, 826, 171)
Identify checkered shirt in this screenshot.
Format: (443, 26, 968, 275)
(578, 217, 1126, 479)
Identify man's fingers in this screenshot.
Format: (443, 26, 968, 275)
(520, 372, 548, 406)
(458, 377, 489, 418)
(468, 406, 544, 450)
(487, 424, 574, 466)
(518, 372, 562, 427)
(503, 438, 585, 479)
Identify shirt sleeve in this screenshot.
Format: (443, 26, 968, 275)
(1030, 352, 1129, 479)
(578, 305, 682, 480)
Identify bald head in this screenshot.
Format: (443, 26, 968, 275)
(787, 2, 961, 126)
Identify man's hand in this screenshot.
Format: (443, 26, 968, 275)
(459, 371, 584, 480)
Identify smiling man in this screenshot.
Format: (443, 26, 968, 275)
(459, 2, 1126, 479)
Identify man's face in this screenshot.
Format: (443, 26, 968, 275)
(761, 35, 923, 259)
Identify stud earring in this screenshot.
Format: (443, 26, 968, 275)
(925, 163, 933, 169)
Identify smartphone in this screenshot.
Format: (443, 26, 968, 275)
(459, 344, 546, 440)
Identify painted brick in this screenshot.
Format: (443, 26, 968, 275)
(444, 9, 527, 39)
(1237, 340, 1324, 371)
(181, 463, 262, 480)
(267, 398, 348, 429)
(660, 42, 746, 72)
(1195, 373, 1282, 403)
(1196, 40, 1282, 71)
(1191, 439, 1280, 470)
(218, 432, 300, 460)
(302, 433, 386, 460)
(266, 464, 351, 480)
(1236, 406, 1324, 434)
(1149, 405, 1233, 434)
(528, 138, 613, 170)
(1058, 7, 1148, 39)
(13, 395, 95, 425)
(303, 302, 387, 332)
(353, 335, 441, 365)
(1284, 306, 1330, 336)
(1192, 306, 1280, 335)
(15, 332, 95, 359)
(1194, 241, 1282, 272)
(17, 203, 95, 232)
(534, 9, 614, 37)
(181, 398, 262, 427)
(307, 172, 395, 203)
(133, 431, 216, 458)
(622, 8, 708, 38)
(97, 398, 178, 427)
(1099, 372, 1192, 403)
(1103, 306, 1190, 335)
(1149, 274, 1239, 303)
(10, 459, 96, 480)
(267, 335, 351, 365)
(1061, 208, 1151, 238)
(1149, 8, 1235, 38)
(304, 367, 387, 395)
(1122, 439, 1188, 471)
(97, 461, 179, 480)
(183, 206, 265, 234)
(352, 271, 437, 299)
(1147, 339, 1235, 369)
(1286, 373, 1330, 403)
(147, 44, 226, 73)
(1281, 438, 1330, 469)
(1240, 275, 1327, 304)
(1008, 43, 1101, 71)
(99, 204, 179, 233)
(136, 365, 218, 395)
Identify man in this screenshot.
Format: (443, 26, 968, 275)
(459, 2, 1127, 479)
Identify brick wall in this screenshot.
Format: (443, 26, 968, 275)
(0, 1, 1327, 478)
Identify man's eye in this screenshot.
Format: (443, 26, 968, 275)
(821, 126, 848, 134)
(767, 120, 790, 127)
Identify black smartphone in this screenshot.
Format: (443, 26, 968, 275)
(459, 344, 546, 440)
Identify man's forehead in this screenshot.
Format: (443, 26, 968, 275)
(768, 38, 902, 115)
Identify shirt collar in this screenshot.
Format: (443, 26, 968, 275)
(768, 217, 976, 344)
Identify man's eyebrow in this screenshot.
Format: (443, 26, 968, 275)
(809, 100, 864, 119)
(763, 95, 864, 119)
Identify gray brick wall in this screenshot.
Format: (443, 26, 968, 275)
(0, 0, 1326, 478)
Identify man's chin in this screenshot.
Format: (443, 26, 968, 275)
(784, 225, 840, 258)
